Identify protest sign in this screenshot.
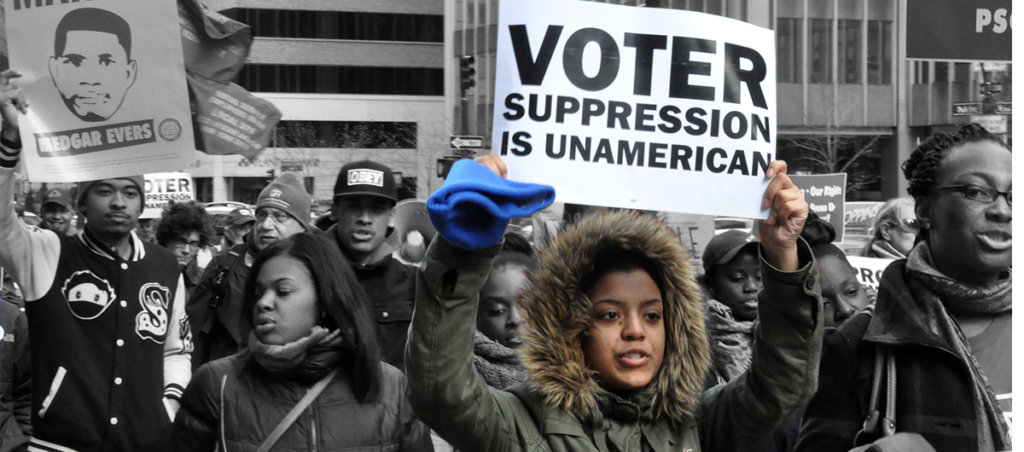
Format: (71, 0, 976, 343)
(5, 0, 194, 182)
(844, 201, 884, 240)
(661, 212, 716, 269)
(790, 173, 846, 242)
(141, 171, 194, 219)
(493, 0, 776, 219)
(846, 255, 895, 291)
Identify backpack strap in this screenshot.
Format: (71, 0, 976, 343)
(256, 369, 338, 452)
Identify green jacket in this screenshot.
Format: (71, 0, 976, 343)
(407, 212, 823, 452)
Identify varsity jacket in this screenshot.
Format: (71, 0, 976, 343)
(0, 168, 192, 452)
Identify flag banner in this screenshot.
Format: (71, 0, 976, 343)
(188, 72, 281, 159)
(178, 0, 252, 84)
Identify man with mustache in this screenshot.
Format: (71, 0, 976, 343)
(327, 160, 415, 370)
(186, 172, 311, 371)
(0, 70, 191, 452)
(49, 7, 137, 122)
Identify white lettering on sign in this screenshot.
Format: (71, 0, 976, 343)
(348, 169, 384, 187)
(976, 8, 1011, 33)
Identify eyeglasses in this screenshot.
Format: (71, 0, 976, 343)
(254, 209, 293, 224)
(935, 184, 1012, 206)
(170, 240, 200, 251)
(888, 218, 921, 233)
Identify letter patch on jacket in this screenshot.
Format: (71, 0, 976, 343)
(136, 283, 170, 343)
(62, 270, 116, 320)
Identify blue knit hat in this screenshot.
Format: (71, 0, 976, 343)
(427, 159, 555, 250)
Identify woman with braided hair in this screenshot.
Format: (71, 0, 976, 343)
(796, 123, 1011, 452)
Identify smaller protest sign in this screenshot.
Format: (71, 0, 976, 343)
(846, 255, 895, 291)
(142, 172, 194, 219)
(790, 173, 846, 242)
(661, 212, 716, 269)
(844, 201, 884, 240)
(188, 73, 282, 159)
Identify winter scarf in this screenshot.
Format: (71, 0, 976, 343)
(704, 299, 756, 384)
(864, 239, 906, 259)
(472, 331, 529, 390)
(248, 327, 344, 384)
(905, 242, 1011, 451)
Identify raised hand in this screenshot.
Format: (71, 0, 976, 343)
(474, 154, 508, 179)
(757, 160, 807, 271)
(0, 69, 27, 142)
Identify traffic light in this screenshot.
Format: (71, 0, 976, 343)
(459, 55, 476, 92)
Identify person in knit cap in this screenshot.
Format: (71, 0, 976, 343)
(187, 171, 311, 371)
(327, 160, 416, 370)
(0, 71, 192, 452)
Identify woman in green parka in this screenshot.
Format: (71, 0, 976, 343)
(407, 155, 823, 452)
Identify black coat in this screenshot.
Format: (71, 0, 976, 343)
(795, 261, 995, 452)
(170, 354, 433, 451)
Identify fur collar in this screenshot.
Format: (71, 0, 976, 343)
(519, 211, 710, 425)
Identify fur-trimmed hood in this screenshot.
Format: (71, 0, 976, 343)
(519, 211, 710, 425)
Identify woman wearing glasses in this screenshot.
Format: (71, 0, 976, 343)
(860, 197, 918, 259)
(796, 124, 1011, 452)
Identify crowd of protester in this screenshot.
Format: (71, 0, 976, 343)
(0, 66, 1012, 452)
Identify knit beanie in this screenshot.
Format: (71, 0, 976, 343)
(427, 159, 555, 250)
(76, 176, 146, 208)
(256, 171, 310, 230)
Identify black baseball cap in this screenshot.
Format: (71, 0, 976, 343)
(333, 160, 397, 203)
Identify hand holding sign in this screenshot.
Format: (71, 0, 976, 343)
(0, 70, 28, 126)
(758, 160, 807, 271)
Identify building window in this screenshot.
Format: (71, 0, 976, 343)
(934, 62, 950, 82)
(837, 20, 861, 84)
(274, 121, 417, 149)
(237, 65, 443, 95)
(224, 9, 443, 42)
(809, 19, 832, 84)
(867, 20, 892, 85)
(777, 18, 803, 83)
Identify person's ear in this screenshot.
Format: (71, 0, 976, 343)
(914, 198, 933, 230)
(125, 59, 138, 88)
(878, 222, 894, 241)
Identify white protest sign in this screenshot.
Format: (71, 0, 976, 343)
(141, 172, 194, 219)
(493, 0, 776, 219)
(5, 0, 194, 182)
(846, 255, 895, 291)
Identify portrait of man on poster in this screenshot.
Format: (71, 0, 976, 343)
(48, 7, 137, 122)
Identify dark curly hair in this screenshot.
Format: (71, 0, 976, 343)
(799, 210, 847, 261)
(902, 123, 1008, 199)
(155, 201, 214, 248)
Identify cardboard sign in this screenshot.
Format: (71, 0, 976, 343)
(846, 255, 895, 291)
(790, 173, 847, 243)
(5, 0, 194, 182)
(493, 0, 776, 219)
(142, 172, 194, 219)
